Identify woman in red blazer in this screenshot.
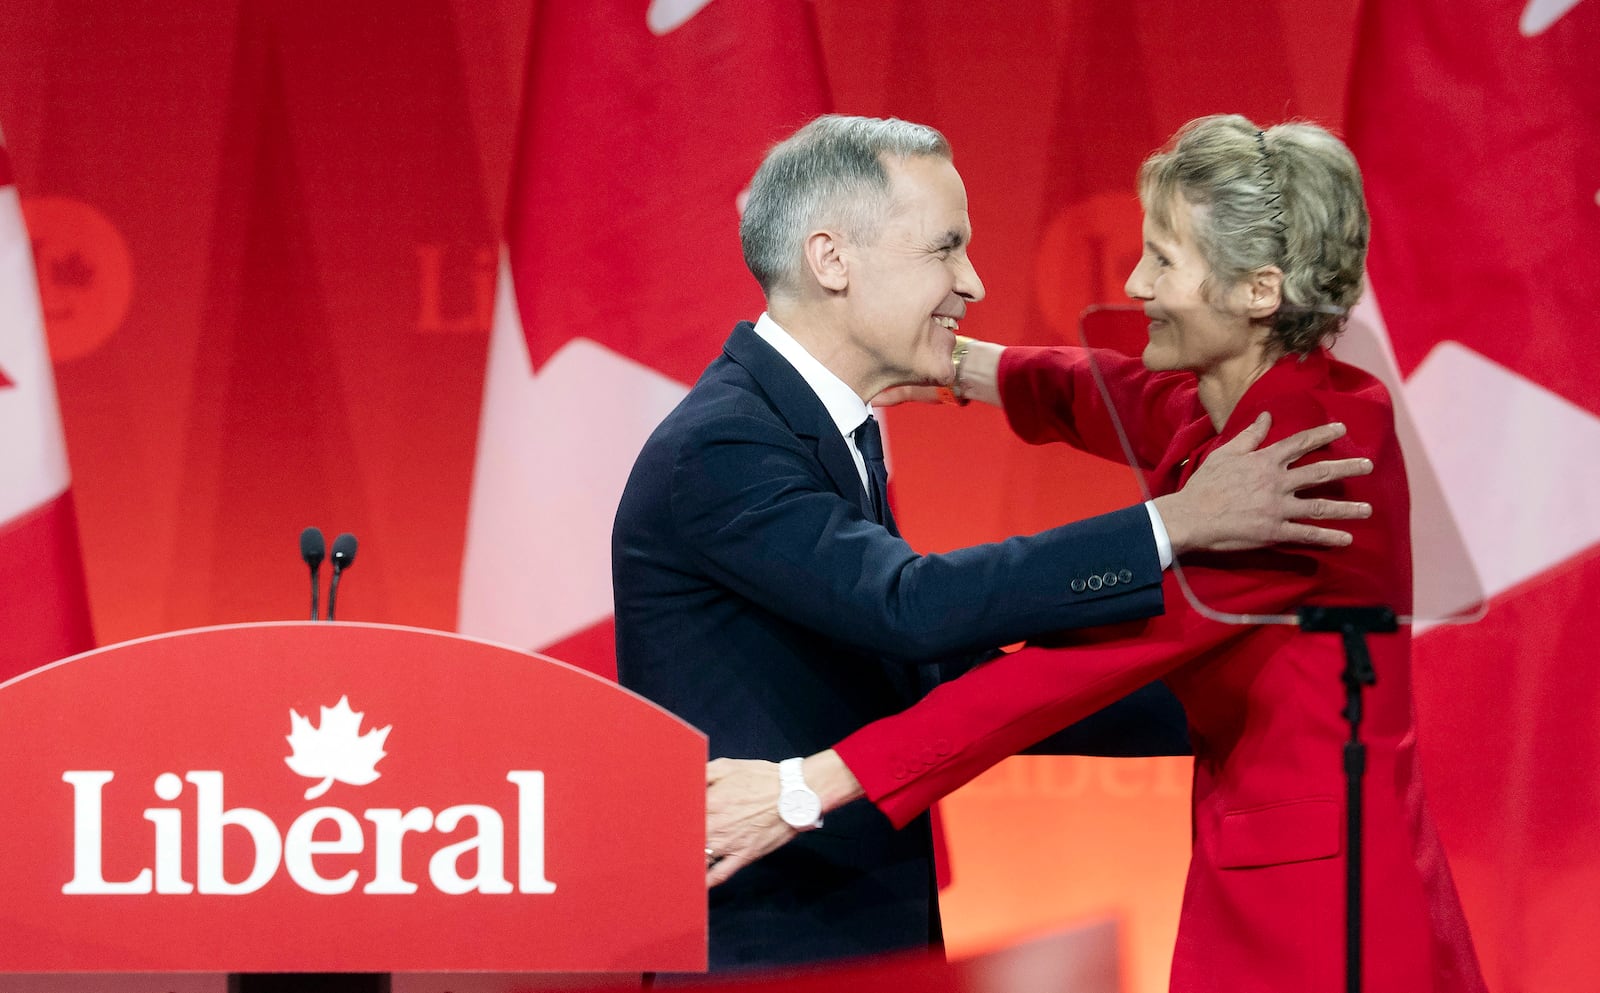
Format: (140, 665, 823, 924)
(705, 115, 1486, 993)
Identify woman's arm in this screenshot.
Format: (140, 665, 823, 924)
(997, 345, 1195, 469)
(700, 583, 1252, 886)
(834, 573, 1264, 827)
(951, 338, 1004, 407)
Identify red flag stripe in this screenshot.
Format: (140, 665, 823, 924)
(506, 1, 828, 385)
(1347, 2, 1600, 989)
(459, 0, 831, 679)
(536, 617, 616, 683)
(0, 491, 95, 682)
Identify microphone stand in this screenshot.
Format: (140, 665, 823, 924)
(1296, 605, 1396, 993)
(326, 568, 345, 621)
(231, 540, 380, 993)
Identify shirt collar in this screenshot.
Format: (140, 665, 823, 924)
(753, 312, 873, 439)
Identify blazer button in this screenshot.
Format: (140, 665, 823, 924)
(892, 763, 907, 780)
(1087, 575, 1103, 591)
(1070, 578, 1087, 593)
(1102, 571, 1118, 587)
(1118, 568, 1134, 583)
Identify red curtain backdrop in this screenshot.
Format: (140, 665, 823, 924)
(0, 2, 1592, 991)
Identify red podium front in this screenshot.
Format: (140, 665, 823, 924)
(0, 622, 706, 973)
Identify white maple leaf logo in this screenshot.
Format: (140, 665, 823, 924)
(284, 696, 391, 800)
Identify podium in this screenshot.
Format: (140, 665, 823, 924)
(0, 622, 706, 975)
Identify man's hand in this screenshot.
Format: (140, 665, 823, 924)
(704, 758, 796, 887)
(1153, 413, 1374, 554)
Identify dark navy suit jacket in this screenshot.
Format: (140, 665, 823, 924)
(612, 322, 1179, 970)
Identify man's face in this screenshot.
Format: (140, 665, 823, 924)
(840, 155, 985, 390)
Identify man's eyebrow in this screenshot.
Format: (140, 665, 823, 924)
(931, 229, 966, 250)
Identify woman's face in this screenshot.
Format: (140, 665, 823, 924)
(1124, 195, 1265, 378)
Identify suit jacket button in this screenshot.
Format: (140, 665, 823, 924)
(1102, 571, 1118, 586)
(892, 763, 907, 780)
(1119, 568, 1134, 583)
(1070, 578, 1087, 593)
(1087, 575, 1103, 591)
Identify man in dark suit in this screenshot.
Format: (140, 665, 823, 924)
(612, 115, 1372, 971)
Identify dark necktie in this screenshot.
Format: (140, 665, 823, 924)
(854, 415, 891, 529)
(857, 416, 927, 694)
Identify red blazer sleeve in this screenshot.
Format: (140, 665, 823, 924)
(836, 572, 1296, 827)
(999, 345, 1198, 469)
(835, 359, 1406, 827)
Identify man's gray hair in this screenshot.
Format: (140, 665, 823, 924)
(1138, 114, 1370, 353)
(740, 115, 951, 295)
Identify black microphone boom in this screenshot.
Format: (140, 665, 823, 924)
(327, 533, 358, 621)
(299, 526, 326, 621)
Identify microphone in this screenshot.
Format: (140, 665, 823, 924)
(327, 533, 358, 621)
(299, 527, 326, 621)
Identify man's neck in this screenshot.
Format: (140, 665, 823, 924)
(766, 300, 876, 402)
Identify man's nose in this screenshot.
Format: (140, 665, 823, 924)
(957, 256, 986, 302)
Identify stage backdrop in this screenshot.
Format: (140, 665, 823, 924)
(0, 2, 1594, 992)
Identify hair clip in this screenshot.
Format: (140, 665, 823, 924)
(1254, 130, 1287, 240)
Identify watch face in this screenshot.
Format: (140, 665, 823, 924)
(778, 788, 822, 828)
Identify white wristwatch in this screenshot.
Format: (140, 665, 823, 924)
(777, 757, 824, 830)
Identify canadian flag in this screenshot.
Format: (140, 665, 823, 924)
(456, 0, 829, 677)
(1345, 1, 1600, 990)
(0, 125, 95, 680)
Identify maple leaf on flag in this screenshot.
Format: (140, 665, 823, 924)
(284, 696, 391, 800)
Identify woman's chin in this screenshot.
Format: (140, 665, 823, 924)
(1141, 344, 1176, 372)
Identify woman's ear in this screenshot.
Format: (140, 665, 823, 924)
(802, 230, 850, 292)
(1244, 265, 1284, 318)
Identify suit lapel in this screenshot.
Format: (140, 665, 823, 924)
(723, 322, 924, 703)
(723, 323, 874, 517)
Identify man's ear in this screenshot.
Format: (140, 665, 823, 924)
(1244, 265, 1284, 318)
(802, 230, 850, 292)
